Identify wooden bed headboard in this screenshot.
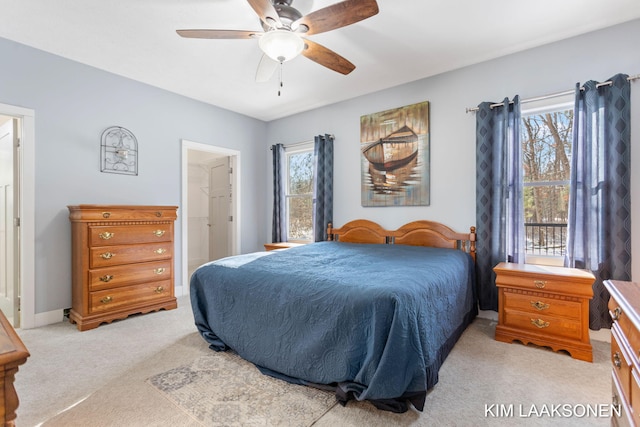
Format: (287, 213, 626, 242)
(327, 219, 476, 261)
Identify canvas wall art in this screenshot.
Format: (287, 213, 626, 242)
(360, 101, 430, 206)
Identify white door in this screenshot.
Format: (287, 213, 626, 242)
(0, 118, 19, 325)
(209, 157, 231, 261)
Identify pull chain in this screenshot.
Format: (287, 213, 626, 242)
(278, 60, 284, 96)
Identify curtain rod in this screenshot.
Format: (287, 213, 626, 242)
(269, 134, 335, 150)
(465, 74, 640, 113)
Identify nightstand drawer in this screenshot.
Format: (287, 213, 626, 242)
(503, 289, 582, 320)
(497, 274, 581, 295)
(502, 309, 583, 340)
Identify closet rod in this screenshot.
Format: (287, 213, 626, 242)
(269, 134, 334, 150)
(465, 74, 640, 113)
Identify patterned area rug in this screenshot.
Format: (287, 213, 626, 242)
(147, 350, 338, 426)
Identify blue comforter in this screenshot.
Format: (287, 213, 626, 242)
(190, 241, 477, 412)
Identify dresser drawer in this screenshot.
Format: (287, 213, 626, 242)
(89, 224, 173, 246)
(503, 289, 582, 320)
(612, 325, 632, 401)
(89, 280, 173, 314)
(631, 368, 640, 426)
(69, 205, 177, 222)
(610, 295, 635, 341)
(613, 370, 633, 427)
(89, 260, 172, 291)
(502, 309, 582, 340)
(90, 242, 173, 268)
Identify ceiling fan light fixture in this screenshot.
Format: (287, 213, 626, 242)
(258, 29, 304, 63)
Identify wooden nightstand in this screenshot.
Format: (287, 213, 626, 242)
(493, 262, 595, 362)
(263, 242, 307, 251)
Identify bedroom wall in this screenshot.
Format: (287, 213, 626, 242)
(265, 18, 640, 281)
(0, 37, 269, 316)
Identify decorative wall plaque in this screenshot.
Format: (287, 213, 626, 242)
(100, 126, 138, 175)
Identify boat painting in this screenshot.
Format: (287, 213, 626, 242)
(360, 101, 430, 207)
(362, 125, 419, 170)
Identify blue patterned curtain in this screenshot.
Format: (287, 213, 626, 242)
(272, 143, 287, 242)
(565, 73, 631, 330)
(313, 134, 334, 242)
(475, 97, 525, 311)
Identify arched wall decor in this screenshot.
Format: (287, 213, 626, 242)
(100, 126, 138, 175)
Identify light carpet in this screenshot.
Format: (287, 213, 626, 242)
(147, 351, 337, 426)
(37, 316, 612, 427)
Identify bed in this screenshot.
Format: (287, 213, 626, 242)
(190, 219, 477, 413)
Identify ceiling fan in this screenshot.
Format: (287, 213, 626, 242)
(176, 0, 379, 83)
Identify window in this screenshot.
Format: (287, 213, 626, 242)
(521, 101, 573, 262)
(285, 145, 314, 241)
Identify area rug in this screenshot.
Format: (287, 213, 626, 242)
(147, 350, 338, 426)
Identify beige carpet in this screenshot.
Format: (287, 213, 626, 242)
(37, 315, 612, 427)
(147, 351, 337, 426)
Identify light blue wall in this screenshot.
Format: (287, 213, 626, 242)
(1, 18, 639, 316)
(266, 19, 640, 280)
(0, 37, 269, 314)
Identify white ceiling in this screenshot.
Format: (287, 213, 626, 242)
(1, 0, 639, 122)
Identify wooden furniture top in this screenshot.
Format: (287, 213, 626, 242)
(264, 242, 307, 251)
(327, 219, 476, 261)
(0, 312, 29, 365)
(493, 262, 596, 281)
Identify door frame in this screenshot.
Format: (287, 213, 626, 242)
(181, 140, 241, 295)
(0, 103, 35, 329)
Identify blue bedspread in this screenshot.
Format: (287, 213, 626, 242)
(190, 241, 477, 412)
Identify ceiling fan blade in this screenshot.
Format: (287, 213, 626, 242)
(256, 54, 279, 82)
(176, 29, 260, 39)
(301, 39, 355, 75)
(247, 0, 283, 29)
(293, 0, 379, 36)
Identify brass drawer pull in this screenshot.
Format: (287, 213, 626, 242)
(102, 212, 111, 218)
(154, 248, 167, 255)
(612, 307, 622, 321)
(154, 268, 166, 275)
(100, 252, 114, 260)
(99, 275, 114, 283)
(100, 296, 113, 304)
(153, 230, 166, 237)
(613, 352, 622, 369)
(155, 211, 162, 217)
(154, 286, 164, 293)
(531, 318, 549, 329)
(531, 301, 550, 311)
(534, 280, 546, 289)
(99, 231, 115, 240)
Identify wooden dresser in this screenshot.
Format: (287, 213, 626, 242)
(68, 205, 178, 331)
(494, 262, 595, 362)
(0, 310, 29, 426)
(605, 279, 640, 426)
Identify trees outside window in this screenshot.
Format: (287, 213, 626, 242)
(521, 106, 573, 257)
(286, 148, 314, 241)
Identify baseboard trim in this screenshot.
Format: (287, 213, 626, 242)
(33, 308, 65, 328)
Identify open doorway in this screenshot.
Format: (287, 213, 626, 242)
(181, 140, 241, 295)
(0, 116, 18, 325)
(0, 103, 35, 329)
